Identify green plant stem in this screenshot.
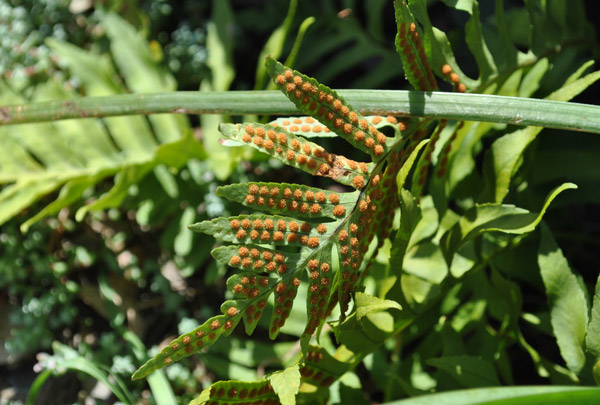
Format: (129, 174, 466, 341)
(1, 90, 600, 134)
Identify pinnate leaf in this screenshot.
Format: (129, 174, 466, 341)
(132, 57, 419, 383)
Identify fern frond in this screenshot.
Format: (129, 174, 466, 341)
(190, 291, 405, 405)
(132, 56, 426, 381)
(0, 13, 200, 231)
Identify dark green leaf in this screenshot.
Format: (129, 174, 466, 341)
(442, 0, 497, 80)
(441, 183, 577, 266)
(427, 355, 500, 388)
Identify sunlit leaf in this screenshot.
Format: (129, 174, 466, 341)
(539, 225, 588, 374)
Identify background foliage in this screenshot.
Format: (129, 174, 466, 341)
(1, 0, 600, 404)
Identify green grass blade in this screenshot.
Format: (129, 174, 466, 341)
(50, 342, 134, 404)
(25, 370, 53, 405)
(147, 371, 178, 405)
(3, 90, 600, 134)
(382, 386, 600, 405)
(121, 325, 178, 404)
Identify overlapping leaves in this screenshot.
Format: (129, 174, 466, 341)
(131, 56, 422, 382)
(0, 13, 202, 231)
(132, 3, 600, 403)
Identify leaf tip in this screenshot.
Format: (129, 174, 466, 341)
(565, 182, 578, 190)
(131, 368, 146, 381)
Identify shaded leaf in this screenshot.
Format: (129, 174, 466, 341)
(441, 183, 577, 265)
(43, 342, 134, 404)
(200, 0, 238, 180)
(389, 188, 422, 283)
(407, 1, 479, 89)
(100, 12, 184, 143)
(442, 0, 497, 81)
(427, 355, 500, 388)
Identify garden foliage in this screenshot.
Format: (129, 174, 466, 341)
(1, 0, 600, 404)
(130, 1, 600, 404)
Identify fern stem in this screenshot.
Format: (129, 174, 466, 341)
(1, 90, 599, 134)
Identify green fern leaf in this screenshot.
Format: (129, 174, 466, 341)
(0, 13, 201, 231)
(132, 56, 429, 381)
